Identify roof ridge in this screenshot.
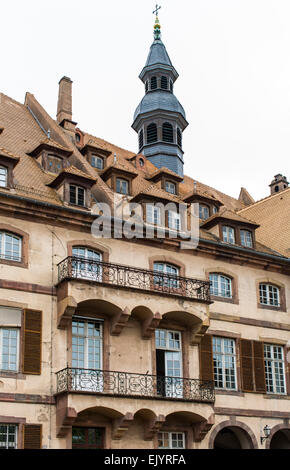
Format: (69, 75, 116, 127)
(84, 133, 136, 157)
(238, 187, 290, 213)
(0, 92, 25, 108)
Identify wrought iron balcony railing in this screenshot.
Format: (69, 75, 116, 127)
(56, 368, 215, 403)
(57, 256, 211, 303)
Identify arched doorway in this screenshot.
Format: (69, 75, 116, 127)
(269, 430, 290, 449)
(213, 426, 255, 449)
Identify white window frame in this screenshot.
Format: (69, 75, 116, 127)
(165, 181, 176, 195)
(222, 226, 235, 244)
(212, 337, 237, 390)
(116, 178, 129, 195)
(146, 205, 161, 225)
(168, 211, 181, 231)
(259, 284, 280, 307)
(158, 432, 185, 449)
(91, 155, 104, 170)
(72, 247, 102, 281)
(0, 166, 8, 188)
(153, 263, 180, 289)
(209, 273, 232, 299)
(240, 230, 253, 248)
(199, 204, 210, 220)
(0, 232, 22, 262)
(0, 327, 20, 372)
(264, 344, 286, 395)
(0, 424, 18, 449)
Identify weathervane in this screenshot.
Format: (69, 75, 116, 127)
(153, 4, 161, 40)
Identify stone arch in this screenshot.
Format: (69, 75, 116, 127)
(209, 420, 258, 449)
(266, 424, 290, 449)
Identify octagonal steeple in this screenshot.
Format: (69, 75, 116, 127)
(132, 12, 188, 177)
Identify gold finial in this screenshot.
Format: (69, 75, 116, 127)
(153, 4, 161, 40)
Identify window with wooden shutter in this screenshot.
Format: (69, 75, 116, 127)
(23, 309, 42, 375)
(240, 339, 254, 392)
(253, 341, 266, 393)
(199, 335, 213, 382)
(23, 424, 42, 449)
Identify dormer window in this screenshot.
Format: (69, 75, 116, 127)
(199, 204, 210, 220)
(165, 181, 176, 195)
(240, 230, 253, 248)
(222, 226, 235, 244)
(161, 76, 168, 90)
(116, 178, 129, 195)
(213, 206, 218, 214)
(151, 76, 157, 90)
(91, 155, 104, 170)
(0, 167, 8, 188)
(47, 155, 63, 174)
(168, 211, 180, 230)
(69, 185, 85, 207)
(147, 205, 161, 225)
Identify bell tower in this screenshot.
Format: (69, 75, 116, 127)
(132, 7, 188, 177)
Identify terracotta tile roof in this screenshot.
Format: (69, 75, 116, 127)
(200, 207, 259, 228)
(0, 147, 20, 161)
(238, 188, 290, 257)
(83, 133, 136, 160)
(27, 137, 72, 157)
(146, 166, 184, 182)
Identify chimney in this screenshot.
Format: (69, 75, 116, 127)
(269, 174, 289, 195)
(57, 76, 73, 125)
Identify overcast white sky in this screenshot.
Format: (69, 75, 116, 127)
(1, 0, 289, 201)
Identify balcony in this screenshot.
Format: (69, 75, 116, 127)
(57, 257, 211, 303)
(56, 368, 215, 404)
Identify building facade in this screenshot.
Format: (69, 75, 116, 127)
(0, 16, 289, 450)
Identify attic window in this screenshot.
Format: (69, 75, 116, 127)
(0, 167, 8, 188)
(139, 158, 145, 167)
(69, 185, 85, 207)
(240, 230, 253, 248)
(151, 77, 157, 90)
(47, 155, 63, 174)
(75, 133, 81, 143)
(199, 205, 210, 220)
(161, 76, 168, 90)
(91, 155, 104, 170)
(165, 181, 176, 195)
(222, 226, 235, 244)
(116, 178, 129, 195)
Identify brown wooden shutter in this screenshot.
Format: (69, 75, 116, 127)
(23, 309, 42, 375)
(23, 424, 42, 449)
(199, 334, 214, 382)
(240, 339, 254, 392)
(253, 341, 266, 393)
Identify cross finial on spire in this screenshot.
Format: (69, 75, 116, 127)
(153, 4, 161, 40)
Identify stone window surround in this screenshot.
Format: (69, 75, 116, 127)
(256, 278, 286, 312)
(205, 268, 239, 305)
(0, 416, 26, 450)
(0, 223, 29, 269)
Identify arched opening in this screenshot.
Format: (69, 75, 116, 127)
(161, 76, 168, 90)
(150, 76, 157, 90)
(139, 129, 144, 150)
(177, 128, 182, 148)
(213, 426, 254, 449)
(162, 123, 174, 143)
(270, 430, 290, 449)
(147, 123, 158, 143)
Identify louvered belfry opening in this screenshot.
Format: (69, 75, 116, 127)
(138, 129, 144, 150)
(145, 80, 149, 93)
(150, 76, 157, 90)
(161, 76, 168, 90)
(147, 123, 158, 143)
(177, 128, 182, 147)
(162, 122, 174, 143)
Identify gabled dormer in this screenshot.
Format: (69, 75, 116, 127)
(0, 147, 20, 189)
(47, 166, 96, 209)
(146, 166, 183, 196)
(27, 138, 72, 174)
(183, 188, 223, 220)
(200, 208, 259, 249)
(100, 158, 138, 196)
(80, 143, 111, 172)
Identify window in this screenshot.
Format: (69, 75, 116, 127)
(139, 158, 145, 167)
(264, 344, 286, 394)
(240, 230, 253, 248)
(47, 155, 63, 174)
(0, 167, 7, 187)
(72, 247, 102, 281)
(138, 130, 144, 150)
(91, 155, 104, 170)
(213, 337, 237, 390)
(165, 181, 176, 194)
(161, 76, 168, 90)
(168, 211, 180, 230)
(199, 205, 210, 220)
(146, 205, 161, 225)
(154, 263, 179, 289)
(150, 76, 157, 90)
(213, 206, 218, 214)
(177, 128, 182, 147)
(162, 123, 174, 143)
(69, 185, 85, 207)
(0, 232, 21, 262)
(169, 80, 173, 92)
(158, 432, 185, 449)
(147, 123, 158, 143)
(72, 427, 105, 449)
(0, 328, 19, 372)
(155, 329, 183, 398)
(116, 178, 129, 195)
(210, 274, 232, 298)
(222, 226, 235, 244)
(75, 133, 81, 143)
(259, 284, 280, 307)
(0, 424, 17, 449)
